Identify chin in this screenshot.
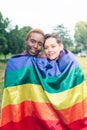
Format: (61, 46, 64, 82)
(29, 52, 37, 56)
(49, 57, 58, 60)
(48, 58, 54, 60)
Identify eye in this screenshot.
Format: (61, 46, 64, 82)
(38, 42, 43, 46)
(30, 39, 36, 43)
(51, 45, 56, 48)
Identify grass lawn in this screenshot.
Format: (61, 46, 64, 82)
(0, 60, 6, 115)
(0, 82, 4, 108)
(76, 56, 87, 81)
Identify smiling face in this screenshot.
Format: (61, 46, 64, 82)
(44, 37, 63, 60)
(26, 32, 44, 56)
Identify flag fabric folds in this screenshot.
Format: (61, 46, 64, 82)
(0, 51, 87, 130)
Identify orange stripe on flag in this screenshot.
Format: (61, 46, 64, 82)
(1, 98, 87, 126)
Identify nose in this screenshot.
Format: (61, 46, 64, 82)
(33, 42, 38, 48)
(48, 47, 52, 52)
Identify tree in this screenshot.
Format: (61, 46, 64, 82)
(0, 12, 10, 57)
(53, 24, 73, 49)
(74, 21, 87, 50)
(7, 25, 32, 54)
(0, 12, 32, 57)
(18, 26, 32, 50)
(0, 35, 8, 56)
(0, 12, 10, 37)
(7, 25, 22, 54)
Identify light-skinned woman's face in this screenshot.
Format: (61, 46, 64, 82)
(44, 37, 63, 60)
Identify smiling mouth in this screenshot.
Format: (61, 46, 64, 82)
(48, 53, 54, 56)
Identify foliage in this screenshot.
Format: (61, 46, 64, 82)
(0, 12, 32, 57)
(0, 12, 10, 57)
(18, 26, 32, 52)
(71, 45, 82, 54)
(1, 10, 87, 58)
(53, 24, 73, 49)
(0, 12, 10, 34)
(74, 21, 87, 50)
(0, 35, 7, 50)
(7, 25, 22, 54)
(6, 25, 32, 54)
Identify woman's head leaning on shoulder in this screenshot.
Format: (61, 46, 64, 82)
(44, 33, 64, 60)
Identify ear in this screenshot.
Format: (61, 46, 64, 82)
(59, 43, 64, 51)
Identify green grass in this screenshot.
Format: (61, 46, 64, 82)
(0, 82, 4, 101)
(76, 56, 87, 81)
(0, 60, 7, 82)
(0, 60, 6, 112)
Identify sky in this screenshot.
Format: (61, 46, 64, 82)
(0, 0, 87, 36)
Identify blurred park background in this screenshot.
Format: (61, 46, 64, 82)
(0, 11, 87, 115)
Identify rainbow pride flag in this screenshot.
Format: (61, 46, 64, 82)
(0, 51, 87, 130)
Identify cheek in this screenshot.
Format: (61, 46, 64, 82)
(26, 42, 32, 47)
(56, 46, 62, 52)
(38, 46, 43, 50)
(26, 43, 31, 49)
(26, 42, 29, 46)
(44, 49, 48, 54)
(55, 47, 61, 55)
